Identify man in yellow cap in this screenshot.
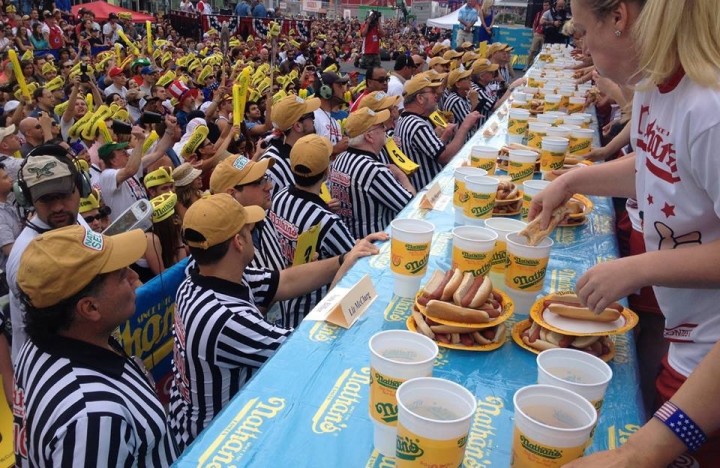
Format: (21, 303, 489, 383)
(144, 166, 174, 198)
(471, 59, 520, 121)
(79, 190, 104, 233)
(440, 68, 476, 139)
(261, 95, 320, 195)
(330, 107, 415, 240)
(169, 194, 379, 450)
(14, 226, 178, 465)
(395, 75, 480, 190)
(356, 90, 402, 165)
(429, 56, 451, 75)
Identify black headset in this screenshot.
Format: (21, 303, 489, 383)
(317, 73, 333, 100)
(13, 144, 93, 208)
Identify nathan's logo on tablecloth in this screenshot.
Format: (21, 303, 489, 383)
(311, 367, 370, 434)
(197, 397, 285, 465)
(308, 321, 340, 343)
(384, 295, 413, 322)
(369, 242, 390, 270)
(464, 395, 504, 466)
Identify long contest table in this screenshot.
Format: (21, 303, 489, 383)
(174, 98, 644, 467)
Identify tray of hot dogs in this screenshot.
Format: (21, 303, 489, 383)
(407, 268, 514, 351)
(512, 319, 616, 362)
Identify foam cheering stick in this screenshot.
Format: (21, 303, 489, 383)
(8, 49, 30, 100)
(96, 120, 113, 144)
(115, 43, 122, 61)
(146, 21, 153, 54)
(117, 29, 140, 55)
(181, 125, 209, 159)
(85, 93, 93, 111)
(385, 137, 420, 175)
(143, 130, 159, 154)
(234, 67, 251, 125)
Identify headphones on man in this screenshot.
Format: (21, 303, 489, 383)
(13, 144, 93, 208)
(317, 73, 333, 100)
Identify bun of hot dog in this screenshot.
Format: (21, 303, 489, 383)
(543, 293, 622, 322)
(520, 320, 612, 357)
(441, 268, 464, 302)
(452, 273, 492, 308)
(418, 268, 503, 323)
(426, 299, 491, 324)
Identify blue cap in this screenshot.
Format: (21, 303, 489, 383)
(141, 66, 158, 75)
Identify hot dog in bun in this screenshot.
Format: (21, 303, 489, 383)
(520, 320, 612, 357)
(543, 293, 622, 323)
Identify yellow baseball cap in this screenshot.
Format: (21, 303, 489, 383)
(345, 108, 390, 138)
(271, 95, 321, 132)
(357, 91, 400, 112)
(429, 57, 450, 68)
(290, 135, 333, 177)
(472, 59, 500, 75)
(209, 154, 274, 194)
(442, 50, 463, 61)
(79, 191, 100, 214)
(402, 75, 442, 98)
(17, 226, 145, 308)
(447, 69, 472, 88)
(182, 193, 265, 249)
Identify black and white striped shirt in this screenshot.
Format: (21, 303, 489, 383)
(169, 267, 291, 452)
(395, 112, 446, 190)
(261, 138, 294, 197)
(329, 147, 413, 239)
(442, 91, 472, 134)
(269, 186, 356, 328)
(471, 82, 497, 125)
(14, 336, 178, 467)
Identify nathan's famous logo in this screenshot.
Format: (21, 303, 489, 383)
(515, 257, 539, 267)
(510, 163, 534, 179)
(470, 203, 493, 217)
(520, 435, 562, 459)
(308, 321, 340, 343)
(512, 267, 547, 289)
(462, 251, 487, 261)
(312, 368, 370, 434)
(396, 436, 425, 461)
(199, 397, 286, 466)
(403, 254, 429, 274)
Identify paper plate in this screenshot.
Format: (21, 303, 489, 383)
(563, 194, 593, 221)
(511, 320, 616, 362)
(530, 293, 639, 336)
(407, 316, 507, 351)
(415, 288, 514, 329)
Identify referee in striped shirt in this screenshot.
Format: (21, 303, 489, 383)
(14, 226, 178, 466)
(357, 90, 402, 165)
(170, 194, 380, 450)
(395, 74, 481, 190)
(270, 134, 385, 328)
(261, 94, 320, 196)
(330, 107, 416, 239)
(441, 68, 476, 140)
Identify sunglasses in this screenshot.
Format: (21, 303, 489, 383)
(235, 175, 271, 188)
(300, 113, 315, 122)
(83, 214, 103, 223)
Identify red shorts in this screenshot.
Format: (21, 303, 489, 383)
(657, 357, 720, 466)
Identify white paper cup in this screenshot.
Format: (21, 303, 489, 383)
(484, 218, 528, 286)
(454, 167, 489, 224)
(521, 180, 551, 220)
(369, 331, 439, 457)
(463, 176, 499, 225)
(536, 348, 613, 413)
(527, 121, 550, 150)
(390, 219, 435, 297)
(562, 114, 585, 128)
(511, 385, 597, 467)
(396, 377, 477, 467)
(505, 233, 553, 294)
(469, 146, 498, 175)
(545, 125, 572, 139)
(575, 113, 593, 127)
(508, 149, 538, 185)
(508, 108, 531, 143)
(536, 114, 557, 125)
(452, 226, 498, 277)
(540, 137, 569, 174)
(544, 94, 562, 112)
(569, 128, 594, 156)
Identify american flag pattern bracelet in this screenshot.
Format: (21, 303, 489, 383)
(653, 401, 707, 452)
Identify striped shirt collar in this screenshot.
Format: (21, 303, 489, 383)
(190, 267, 252, 303)
(345, 146, 383, 162)
(32, 335, 127, 378)
(289, 186, 328, 209)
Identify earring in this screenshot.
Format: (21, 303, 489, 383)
(615, 30, 622, 37)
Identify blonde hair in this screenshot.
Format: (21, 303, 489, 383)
(633, 0, 720, 88)
(481, 0, 494, 16)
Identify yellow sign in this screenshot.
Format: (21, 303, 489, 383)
(0, 377, 14, 468)
(429, 111, 448, 128)
(385, 137, 419, 175)
(319, 182, 332, 203)
(293, 224, 321, 266)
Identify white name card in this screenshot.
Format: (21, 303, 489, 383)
(304, 275, 377, 328)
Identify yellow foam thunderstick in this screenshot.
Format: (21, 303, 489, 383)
(117, 29, 140, 55)
(156, 70, 176, 87)
(385, 137, 420, 175)
(143, 130, 159, 154)
(54, 101, 70, 117)
(85, 93, 93, 111)
(8, 50, 30, 100)
(68, 108, 96, 139)
(112, 109, 130, 122)
(146, 21, 153, 54)
(181, 125, 209, 159)
(233, 67, 251, 126)
(273, 90, 287, 103)
(429, 111, 448, 128)
(96, 120, 113, 144)
(268, 21, 281, 38)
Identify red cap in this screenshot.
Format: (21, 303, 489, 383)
(108, 67, 124, 78)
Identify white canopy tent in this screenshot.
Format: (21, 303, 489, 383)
(426, 1, 528, 29)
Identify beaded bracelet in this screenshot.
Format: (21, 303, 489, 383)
(653, 401, 707, 452)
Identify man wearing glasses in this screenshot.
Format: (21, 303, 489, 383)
(395, 75, 481, 190)
(349, 66, 388, 112)
(387, 55, 420, 111)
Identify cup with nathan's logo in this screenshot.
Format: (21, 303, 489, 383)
(540, 137, 569, 177)
(507, 108, 531, 144)
(369, 331, 439, 457)
(511, 385, 597, 468)
(504, 233, 553, 294)
(390, 219, 435, 297)
(454, 167, 488, 224)
(463, 176, 499, 225)
(521, 180, 551, 220)
(508, 149, 538, 185)
(484, 218, 528, 286)
(451, 226, 498, 278)
(395, 377, 477, 467)
(527, 121, 551, 150)
(568, 128, 594, 156)
(469, 145, 498, 175)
